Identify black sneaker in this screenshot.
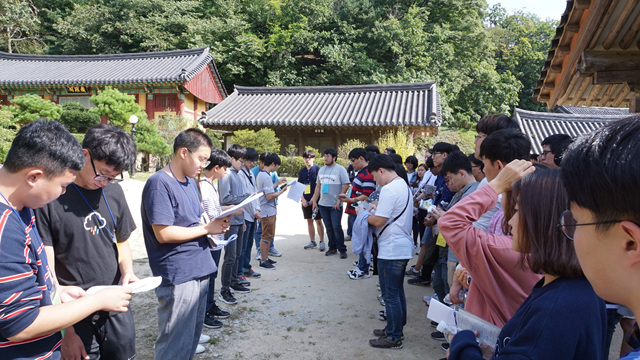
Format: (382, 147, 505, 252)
(267, 258, 277, 264)
(431, 331, 446, 341)
(204, 313, 223, 328)
(441, 343, 450, 351)
(325, 249, 337, 256)
(259, 260, 276, 270)
(209, 304, 230, 319)
(431, 320, 439, 328)
(339, 252, 347, 259)
(369, 335, 403, 349)
(218, 290, 237, 305)
(407, 276, 430, 286)
(230, 283, 250, 293)
(373, 329, 404, 340)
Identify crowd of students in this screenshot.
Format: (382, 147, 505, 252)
(1, 114, 640, 359)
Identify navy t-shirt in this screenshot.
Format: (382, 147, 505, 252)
(141, 171, 215, 286)
(298, 165, 320, 201)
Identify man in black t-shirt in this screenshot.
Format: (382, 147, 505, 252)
(36, 125, 138, 360)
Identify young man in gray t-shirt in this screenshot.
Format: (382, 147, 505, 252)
(256, 153, 288, 270)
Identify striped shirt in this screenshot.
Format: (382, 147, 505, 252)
(0, 205, 61, 359)
(346, 166, 376, 215)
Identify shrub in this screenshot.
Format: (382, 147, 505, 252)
(10, 94, 62, 125)
(375, 126, 417, 161)
(338, 139, 367, 161)
(230, 128, 280, 154)
(59, 102, 100, 133)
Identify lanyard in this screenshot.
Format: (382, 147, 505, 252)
(242, 168, 254, 186)
(72, 183, 117, 242)
(0, 190, 54, 293)
(168, 162, 200, 217)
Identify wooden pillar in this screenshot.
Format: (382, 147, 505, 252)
(146, 94, 154, 120)
(178, 94, 185, 116)
(296, 129, 304, 155)
(334, 128, 341, 149)
(630, 96, 640, 113)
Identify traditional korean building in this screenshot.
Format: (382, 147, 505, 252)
(0, 47, 227, 121)
(200, 82, 442, 153)
(534, 0, 640, 112)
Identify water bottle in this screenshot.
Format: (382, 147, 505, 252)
(312, 208, 318, 219)
(436, 321, 457, 340)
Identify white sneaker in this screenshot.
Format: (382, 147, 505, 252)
(199, 334, 210, 344)
(349, 268, 371, 280)
(195, 344, 206, 354)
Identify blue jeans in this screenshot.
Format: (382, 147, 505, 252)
(319, 205, 346, 252)
(357, 252, 369, 274)
(347, 212, 356, 237)
(378, 258, 409, 341)
(206, 250, 221, 312)
(155, 277, 208, 360)
(238, 220, 256, 274)
(432, 255, 449, 302)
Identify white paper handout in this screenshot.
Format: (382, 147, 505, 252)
(86, 276, 163, 295)
(286, 181, 306, 202)
(214, 192, 264, 219)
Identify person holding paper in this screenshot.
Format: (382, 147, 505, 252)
(298, 149, 324, 251)
(142, 129, 230, 360)
(446, 162, 606, 360)
(257, 153, 288, 270)
(36, 124, 138, 360)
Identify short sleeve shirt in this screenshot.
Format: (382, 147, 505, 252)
(0, 205, 62, 359)
(141, 171, 214, 286)
(257, 171, 277, 217)
(317, 164, 350, 207)
(346, 166, 376, 215)
(375, 179, 414, 260)
(36, 183, 136, 289)
(298, 165, 320, 201)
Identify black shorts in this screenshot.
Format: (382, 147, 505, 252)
(301, 203, 322, 220)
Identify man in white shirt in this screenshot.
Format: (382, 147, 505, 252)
(365, 154, 413, 349)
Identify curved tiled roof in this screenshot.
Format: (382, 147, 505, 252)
(201, 82, 441, 128)
(556, 105, 629, 116)
(514, 108, 627, 154)
(0, 47, 224, 90)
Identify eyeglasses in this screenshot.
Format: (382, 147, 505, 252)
(541, 150, 553, 157)
(558, 209, 624, 240)
(188, 149, 211, 167)
(89, 153, 123, 183)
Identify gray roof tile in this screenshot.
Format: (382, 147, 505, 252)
(556, 106, 630, 116)
(0, 47, 225, 92)
(514, 108, 627, 154)
(201, 82, 441, 128)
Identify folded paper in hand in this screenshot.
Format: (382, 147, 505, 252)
(214, 192, 264, 219)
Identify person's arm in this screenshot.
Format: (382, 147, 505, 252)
(335, 183, 349, 209)
(152, 217, 230, 244)
(310, 183, 321, 210)
(367, 214, 389, 227)
(265, 186, 287, 200)
(8, 287, 132, 342)
(219, 174, 250, 206)
(117, 240, 138, 285)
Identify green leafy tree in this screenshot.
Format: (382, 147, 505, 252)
(229, 128, 280, 154)
(59, 102, 100, 133)
(155, 112, 198, 150)
(0, 107, 18, 163)
(337, 139, 366, 160)
(375, 126, 416, 161)
(89, 87, 140, 128)
(0, 0, 43, 53)
(134, 116, 172, 171)
(10, 94, 62, 125)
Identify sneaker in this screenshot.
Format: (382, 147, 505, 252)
(230, 283, 250, 293)
(345, 235, 352, 241)
(369, 335, 403, 349)
(430, 320, 439, 328)
(266, 258, 277, 265)
(319, 242, 326, 251)
(269, 248, 282, 257)
(304, 241, 317, 249)
(405, 267, 420, 276)
(245, 269, 261, 278)
(353, 260, 359, 267)
(209, 304, 230, 319)
(378, 310, 386, 321)
(431, 331, 446, 341)
(407, 276, 431, 286)
(218, 290, 237, 305)
(195, 344, 206, 354)
(255, 253, 261, 260)
(325, 249, 337, 256)
(199, 334, 211, 343)
(259, 260, 276, 270)
(349, 268, 371, 280)
(443, 294, 453, 306)
(204, 313, 223, 329)
(441, 343, 450, 351)
(373, 329, 405, 340)
(237, 276, 250, 286)
(424, 294, 439, 306)
(339, 252, 348, 259)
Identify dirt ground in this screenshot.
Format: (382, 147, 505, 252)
(120, 178, 623, 360)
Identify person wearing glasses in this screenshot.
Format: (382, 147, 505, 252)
(561, 117, 640, 360)
(446, 161, 607, 360)
(35, 124, 139, 359)
(539, 134, 573, 170)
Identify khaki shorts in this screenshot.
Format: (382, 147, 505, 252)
(261, 215, 276, 241)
